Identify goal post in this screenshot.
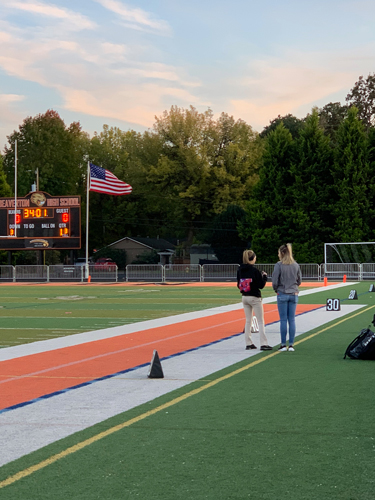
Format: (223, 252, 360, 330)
(324, 242, 375, 280)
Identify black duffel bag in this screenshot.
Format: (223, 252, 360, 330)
(344, 328, 375, 360)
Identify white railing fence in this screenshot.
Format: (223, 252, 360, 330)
(202, 264, 242, 281)
(1, 264, 118, 282)
(0, 262, 373, 282)
(321, 263, 361, 280)
(126, 264, 164, 282)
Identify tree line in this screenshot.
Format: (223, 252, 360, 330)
(1, 74, 375, 265)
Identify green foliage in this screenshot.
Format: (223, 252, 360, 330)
(260, 113, 305, 139)
(318, 102, 348, 141)
(0, 155, 12, 196)
(87, 126, 169, 250)
(288, 109, 334, 262)
(209, 205, 248, 263)
(3, 110, 89, 197)
(346, 73, 375, 130)
(240, 123, 295, 262)
(131, 249, 159, 264)
(147, 106, 262, 246)
(330, 107, 371, 242)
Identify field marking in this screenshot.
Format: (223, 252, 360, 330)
(0, 283, 352, 363)
(0, 328, 82, 331)
(0, 302, 373, 490)
(0, 317, 247, 387)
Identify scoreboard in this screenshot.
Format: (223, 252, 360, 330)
(0, 191, 81, 250)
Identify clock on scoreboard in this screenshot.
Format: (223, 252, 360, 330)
(0, 191, 81, 249)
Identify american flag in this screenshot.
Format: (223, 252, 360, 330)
(89, 163, 132, 196)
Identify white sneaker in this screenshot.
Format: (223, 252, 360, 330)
(288, 346, 295, 352)
(278, 345, 287, 351)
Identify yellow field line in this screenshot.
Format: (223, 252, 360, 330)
(1, 303, 374, 490)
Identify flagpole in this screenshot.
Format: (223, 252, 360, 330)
(85, 161, 90, 280)
(14, 140, 17, 238)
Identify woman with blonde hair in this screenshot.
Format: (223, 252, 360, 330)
(272, 243, 302, 352)
(237, 249, 272, 351)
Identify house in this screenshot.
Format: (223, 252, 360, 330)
(189, 244, 218, 265)
(105, 236, 176, 265)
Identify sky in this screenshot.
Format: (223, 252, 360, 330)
(0, 0, 375, 151)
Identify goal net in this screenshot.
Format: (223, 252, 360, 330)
(324, 242, 375, 264)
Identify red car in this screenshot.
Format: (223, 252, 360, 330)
(94, 258, 116, 268)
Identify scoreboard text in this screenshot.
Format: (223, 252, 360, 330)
(0, 192, 81, 250)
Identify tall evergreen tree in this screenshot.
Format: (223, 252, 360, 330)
(209, 205, 248, 263)
(288, 109, 334, 262)
(330, 107, 371, 242)
(240, 123, 295, 262)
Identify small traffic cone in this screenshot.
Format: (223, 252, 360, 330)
(148, 350, 164, 378)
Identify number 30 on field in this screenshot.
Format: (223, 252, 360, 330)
(326, 298, 340, 311)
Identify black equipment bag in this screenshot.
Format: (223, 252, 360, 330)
(344, 328, 375, 360)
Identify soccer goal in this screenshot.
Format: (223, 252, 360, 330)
(324, 242, 375, 280)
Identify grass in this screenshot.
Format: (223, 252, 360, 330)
(0, 282, 374, 499)
(0, 284, 270, 348)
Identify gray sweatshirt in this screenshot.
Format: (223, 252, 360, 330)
(272, 261, 302, 294)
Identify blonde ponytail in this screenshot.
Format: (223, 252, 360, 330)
(278, 243, 295, 265)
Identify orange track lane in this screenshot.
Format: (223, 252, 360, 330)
(0, 304, 321, 411)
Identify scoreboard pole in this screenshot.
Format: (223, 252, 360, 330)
(14, 140, 17, 238)
(85, 161, 90, 279)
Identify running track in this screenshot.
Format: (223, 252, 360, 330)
(0, 303, 321, 412)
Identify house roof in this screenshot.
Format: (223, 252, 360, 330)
(108, 236, 176, 252)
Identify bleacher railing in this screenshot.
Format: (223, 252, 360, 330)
(0, 262, 372, 282)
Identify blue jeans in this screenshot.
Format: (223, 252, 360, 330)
(277, 292, 298, 345)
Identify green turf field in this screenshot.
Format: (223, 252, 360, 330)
(0, 281, 369, 348)
(0, 284, 275, 348)
(1, 282, 375, 499)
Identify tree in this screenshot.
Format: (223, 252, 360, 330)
(239, 123, 295, 262)
(209, 205, 248, 263)
(3, 110, 89, 197)
(330, 107, 371, 242)
(87, 126, 145, 250)
(260, 114, 305, 139)
(0, 155, 12, 197)
(346, 74, 375, 130)
(147, 106, 262, 247)
(288, 109, 334, 262)
(318, 102, 348, 141)
(86, 125, 181, 251)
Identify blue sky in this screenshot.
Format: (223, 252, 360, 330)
(0, 0, 374, 151)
